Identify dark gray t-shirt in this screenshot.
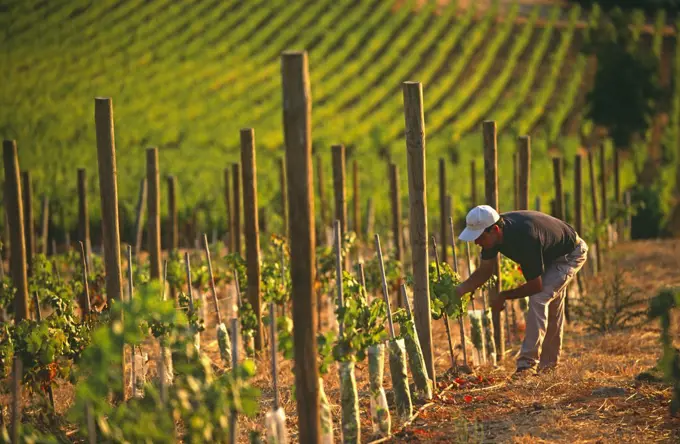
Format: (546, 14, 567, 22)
(480, 210, 578, 281)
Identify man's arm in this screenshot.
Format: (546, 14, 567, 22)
(502, 276, 543, 300)
(491, 276, 543, 312)
(455, 258, 495, 297)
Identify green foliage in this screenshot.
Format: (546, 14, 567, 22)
(647, 287, 680, 415)
(68, 279, 260, 442)
(333, 272, 388, 362)
(360, 253, 403, 295)
(427, 261, 469, 320)
(582, 8, 664, 149)
(500, 255, 525, 290)
(238, 301, 258, 356)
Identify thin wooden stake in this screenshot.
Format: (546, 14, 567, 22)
(11, 357, 22, 444)
(279, 157, 289, 240)
(203, 233, 223, 325)
(332, 145, 348, 245)
(374, 234, 395, 339)
(518, 136, 530, 210)
(281, 50, 320, 443)
(40, 195, 49, 256)
(3, 141, 29, 322)
(270, 301, 279, 410)
(229, 317, 240, 443)
(431, 236, 456, 369)
(241, 128, 263, 352)
(574, 155, 583, 242)
(353, 159, 360, 239)
(224, 168, 233, 252)
(316, 155, 327, 241)
(21, 171, 34, 273)
(389, 163, 403, 267)
(587, 149, 602, 273)
(439, 158, 448, 264)
(232, 163, 242, 257)
(449, 218, 468, 367)
(167, 175, 178, 252)
(403, 81, 435, 385)
(133, 178, 147, 259)
(147, 148, 162, 280)
(79, 241, 91, 319)
(482, 120, 504, 358)
(94, 97, 125, 402)
(334, 220, 344, 336)
(470, 160, 477, 209)
(552, 157, 565, 220)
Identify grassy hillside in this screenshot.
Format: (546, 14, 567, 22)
(0, 0, 673, 245)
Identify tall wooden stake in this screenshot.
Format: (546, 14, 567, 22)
(316, 155, 327, 240)
(574, 155, 583, 239)
(389, 163, 403, 267)
(439, 158, 448, 264)
(224, 168, 233, 252)
(147, 148, 161, 280)
(352, 159, 360, 239)
(332, 145, 347, 239)
(552, 157, 565, 220)
(281, 50, 320, 443)
(279, 157, 289, 239)
(167, 175, 178, 253)
(518, 136, 531, 210)
(94, 97, 125, 402)
(470, 160, 477, 209)
(613, 146, 621, 241)
(587, 149, 602, 273)
(482, 120, 504, 359)
(21, 171, 34, 273)
(40, 195, 49, 255)
(599, 143, 608, 229)
(403, 81, 435, 385)
(133, 178, 147, 258)
(77, 168, 92, 266)
(3, 141, 29, 321)
(241, 128, 263, 352)
(232, 163, 242, 256)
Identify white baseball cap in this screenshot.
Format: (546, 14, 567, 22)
(458, 205, 500, 242)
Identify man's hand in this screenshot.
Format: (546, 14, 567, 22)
(491, 291, 506, 313)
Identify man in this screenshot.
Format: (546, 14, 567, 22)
(455, 205, 588, 374)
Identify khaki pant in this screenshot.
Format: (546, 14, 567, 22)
(517, 238, 589, 370)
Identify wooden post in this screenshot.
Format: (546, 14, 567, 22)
(574, 155, 583, 237)
(439, 158, 448, 264)
(552, 157, 565, 220)
(224, 168, 233, 252)
(518, 136, 530, 210)
(624, 190, 632, 241)
(316, 155, 327, 237)
(94, 97, 125, 402)
(389, 163, 403, 265)
(613, 146, 621, 241)
(587, 149, 602, 273)
(599, 143, 608, 228)
(21, 171, 34, 273)
(167, 175, 178, 253)
(147, 148, 161, 280)
(402, 81, 435, 385)
(482, 120, 505, 358)
(4, 141, 28, 444)
(40, 195, 49, 256)
(3, 141, 29, 321)
(133, 178, 147, 258)
(352, 159, 360, 239)
(240, 128, 263, 352)
(232, 163, 242, 257)
(365, 197, 375, 239)
(332, 144, 347, 238)
(281, 50, 320, 443)
(279, 157, 289, 239)
(77, 168, 92, 264)
(470, 160, 477, 209)
(513, 152, 519, 210)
